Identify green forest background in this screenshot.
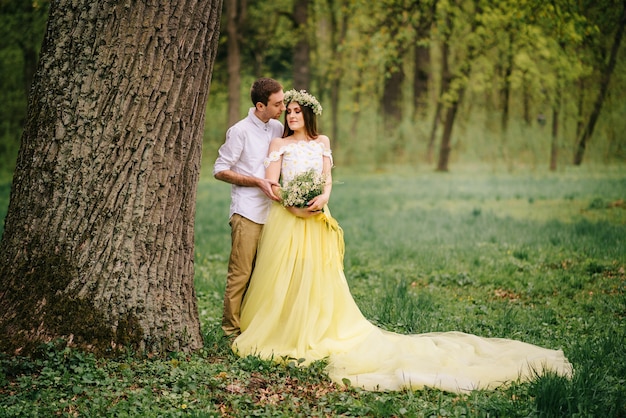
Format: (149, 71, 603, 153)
(1, 0, 625, 180)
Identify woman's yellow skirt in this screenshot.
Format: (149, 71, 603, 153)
(233, 203, 572, 393)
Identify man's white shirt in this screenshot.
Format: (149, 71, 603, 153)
(213, 108, 284, 224)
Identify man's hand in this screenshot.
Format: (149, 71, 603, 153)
(214, 170, 281, 201)
(258, 178, 281, 201)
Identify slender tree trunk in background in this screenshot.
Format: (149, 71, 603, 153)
(348, 67, 363, 166)
(437, 107, 455, 172)
(550, 90, 560, 171)
(329, 79, 340, 152)
(327, 0, 348, 153)
(413, 44, 431, 120)
(435, 36, 452, 171)
(500, 31, 513, 135)
(381, 68, 405, 125)
(412, 0, 436, 121)
(575, 78, 585, 140)
(293, 0, 310, 90)
(574, 0, 625, 165)
(427, 40, 449, 164)
(437, 76, 469, 172)
(497, 30, 514, 167)
(436, 0, 481, 172)
(227, 0, 245, 127)
(427, 102, 442, 164)
(0, 0, 222, 356)
(522, 71, 531, 125)
(381, 67, 405, 160)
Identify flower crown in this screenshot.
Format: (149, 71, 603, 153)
(283, 89, 323, 115)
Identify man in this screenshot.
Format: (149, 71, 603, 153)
(213, 78, 286, 337)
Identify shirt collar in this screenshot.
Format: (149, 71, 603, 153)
(249, 107, 271, 131)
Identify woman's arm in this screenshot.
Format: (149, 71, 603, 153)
(306, 135, 332, 212)
(264, 138, 284, 200)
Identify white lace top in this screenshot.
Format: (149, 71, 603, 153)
(264, 140, 332, 185)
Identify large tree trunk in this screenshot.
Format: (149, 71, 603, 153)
(227, 0, 246, 127)
(574, 1, 625, 165)
(0, 0, 222, 356)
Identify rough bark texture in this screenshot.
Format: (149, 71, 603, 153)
(0, 0, 223, 356)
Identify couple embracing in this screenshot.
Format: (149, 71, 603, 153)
(212, 78, 571, 393)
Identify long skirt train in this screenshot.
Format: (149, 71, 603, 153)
(233, 203, 572, 393)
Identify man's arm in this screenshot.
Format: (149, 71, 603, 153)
(214, 169, 280, 201)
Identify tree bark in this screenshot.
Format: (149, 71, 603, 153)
(227, 0, 246, 127)
(0, 0, 222, 356)
(574, 0, 625, 165)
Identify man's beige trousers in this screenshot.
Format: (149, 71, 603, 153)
(221, 214, 263, 336)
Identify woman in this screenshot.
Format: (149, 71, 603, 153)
(232, 90, 572, 394)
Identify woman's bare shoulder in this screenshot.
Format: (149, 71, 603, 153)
(317, 134, 331, 148)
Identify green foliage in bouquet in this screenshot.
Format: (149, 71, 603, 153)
(280, 169, 326, 208)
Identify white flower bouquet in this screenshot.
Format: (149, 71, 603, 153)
(280, 169, 326, 208)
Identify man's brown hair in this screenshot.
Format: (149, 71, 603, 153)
(250, 78, 283, 106)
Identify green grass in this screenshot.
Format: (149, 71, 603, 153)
(1, 164, 625, 417)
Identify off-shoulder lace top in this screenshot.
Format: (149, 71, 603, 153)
(264, 140, 332, 185)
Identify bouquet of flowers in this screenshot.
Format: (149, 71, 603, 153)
(280, 169, 326, 208)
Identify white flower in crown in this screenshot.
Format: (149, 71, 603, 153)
(284, 89, 323, 115)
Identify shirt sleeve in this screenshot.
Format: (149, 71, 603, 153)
(264, 147, 285, 168)
(213, 125, 244, 175)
